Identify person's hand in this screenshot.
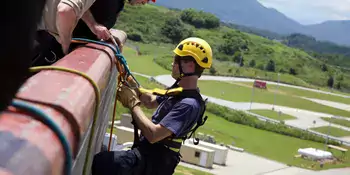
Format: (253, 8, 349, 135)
(117, 83, 141, 109)
(91, 24, 110, 41)
(59, 38, 71, 55)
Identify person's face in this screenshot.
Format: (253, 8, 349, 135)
(128, 0, 150, 5)
(171, 56, 195, 79)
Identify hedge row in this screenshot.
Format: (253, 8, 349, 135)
(205, 102, 341, 146)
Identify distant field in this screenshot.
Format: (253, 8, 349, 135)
(197, 80, 350, 117)
(249, 109, 297, 121)
(321, 117, 350, 128)
(123, 45, 171, 76)
(311, 126, 350, 137)
(238, 82, 350, 105)
(198, 112, 350, 170)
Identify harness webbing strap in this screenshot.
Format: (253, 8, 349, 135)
(131, 84, 208, 152)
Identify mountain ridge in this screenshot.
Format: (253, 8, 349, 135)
(154, 0, 350, 46)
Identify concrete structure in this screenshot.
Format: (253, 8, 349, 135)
(180, 143, 215, 168)
(185, 139, 228, 166)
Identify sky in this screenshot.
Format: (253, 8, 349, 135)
(258, 0, 350, 25)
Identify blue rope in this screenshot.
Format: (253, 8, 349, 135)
(72, 38, 140, 87)
(11, 100, 72, 175)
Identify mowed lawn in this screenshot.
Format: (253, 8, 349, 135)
(122, 46, 170, 76)
(250, 109, 297, 121)
(174, 166, 213, 175)
(311, 126, 350, 137)
(198, 112, 350, 170)
(198, 80, 350, 118)
(239, 82, 350, 105)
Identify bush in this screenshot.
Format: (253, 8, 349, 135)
(128, 32, 143, 42)
(161, 17, 192, 43)
(205, 102, 341, 146)
(180, 8, 220, 29)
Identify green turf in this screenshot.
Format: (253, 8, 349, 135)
(174, 166, 213, 175)
(239, 82, 350, 105)
(311, 126, 350, 137)
(321, 117, 350, 128)
(197, 80, 350, 117)
(123, 46, 171, 76)
(249, 109, 297, 120)
(198, 112, 350, 170)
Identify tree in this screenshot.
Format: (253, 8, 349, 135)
(249, 60, 256, 67)
(336, 81, 341, 89)
(321, 64, 328, 72)
(327, 76, 334, 88)
(209, 66, 217, 75)
(161, 17, 192, 43)
(265, 60, 275, 72)
(289, 68, 297, 75)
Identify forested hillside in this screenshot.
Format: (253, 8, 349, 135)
(281, 33, 350, 68)
(115, 5, 350, 92)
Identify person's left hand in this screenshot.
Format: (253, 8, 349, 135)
(91, 24, 110, 41)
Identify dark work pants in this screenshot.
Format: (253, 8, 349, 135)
(92, 143, 181, 175)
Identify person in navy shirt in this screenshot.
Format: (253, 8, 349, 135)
(92, 37, 213, 175)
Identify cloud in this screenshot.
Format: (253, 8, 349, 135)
(258, 0, 350, 24)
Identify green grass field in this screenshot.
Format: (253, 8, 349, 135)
(197, 80, 350, 117)
(198, 112, 350, 170)
(239, 82, 350, 105)
(174, 166, 213, 175)
(311, 126, 350, 137)
(249, 109, 297, 120)
(321, 117, 350, 128)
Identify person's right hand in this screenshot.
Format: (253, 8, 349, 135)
(91, 24, 110, 41)
(61, 41, 70, 55)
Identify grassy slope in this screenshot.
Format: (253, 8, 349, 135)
(239, 82, 350, 105)
(115, 4, 350, 93)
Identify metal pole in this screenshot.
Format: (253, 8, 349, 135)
(272, 73, 280, 110)
(324, 116, 332, 150)
(250, 83, 255, 110)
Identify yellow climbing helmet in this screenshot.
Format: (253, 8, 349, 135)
(173, 37, 213, 69)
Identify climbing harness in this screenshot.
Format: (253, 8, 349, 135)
(133, 83, 208, 152)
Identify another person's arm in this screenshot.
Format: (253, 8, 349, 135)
(56, 2, 77, 54)
(81, 10, 110, 40)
